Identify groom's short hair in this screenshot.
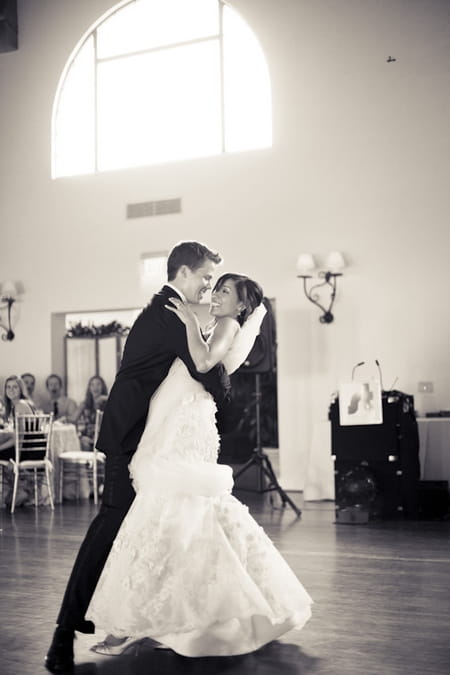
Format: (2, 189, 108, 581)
(167, 241, 222, 281)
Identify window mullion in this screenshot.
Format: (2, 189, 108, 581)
(96, 33, 220, 65)
(219, 1, 225, 153)
(94, 30, 99, 172)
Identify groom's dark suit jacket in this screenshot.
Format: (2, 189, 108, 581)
(96, 285, 230, 456)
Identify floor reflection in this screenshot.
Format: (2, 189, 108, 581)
(75, 639, 320, 675)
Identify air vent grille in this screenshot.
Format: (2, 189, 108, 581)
(126, 198, 181, 219)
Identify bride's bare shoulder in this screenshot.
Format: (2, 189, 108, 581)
(214, 316, 240, 334)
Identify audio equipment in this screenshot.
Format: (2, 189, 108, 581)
(0, 1, 17, 52)
(240, 298, 276, 374)
(230, 372, 301, 516)
(330, 390, 420, 519)
(418, 480, 449, 520)
(351, 361, 365, 379)
(351, 359, 384, 388)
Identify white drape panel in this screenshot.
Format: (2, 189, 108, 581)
(66, 339, 96, 403)
(66, 335, 124, 402)
(98, 336, 120, 394)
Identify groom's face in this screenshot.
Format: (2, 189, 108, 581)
(182, 260, 216, 304)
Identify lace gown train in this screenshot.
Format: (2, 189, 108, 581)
(86, 359, 312, 657)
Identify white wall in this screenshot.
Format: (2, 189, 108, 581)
(1, 0, 449, 488)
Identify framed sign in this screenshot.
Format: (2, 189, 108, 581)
(338, 380, 383, 426)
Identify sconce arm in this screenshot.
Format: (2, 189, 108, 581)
(298, 272, 342, 324)
(0, 296, 16, 341)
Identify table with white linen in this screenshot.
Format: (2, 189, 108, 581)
(50, 422, 90, 503)
(417, 418, 450, 485)
(303, 421, 335, 501)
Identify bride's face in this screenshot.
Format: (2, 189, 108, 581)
(210, 280, 244, 319)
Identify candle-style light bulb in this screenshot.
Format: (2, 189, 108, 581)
(325, 251, 346, 273)
(1, 280, 18, 299)
(296, 253, 317, 276)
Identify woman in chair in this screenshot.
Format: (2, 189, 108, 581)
(74, 376, 109, 452)
(0, 375, 36, 458)
(0, 375, 39, 506)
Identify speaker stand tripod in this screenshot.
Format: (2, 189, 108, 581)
(233, 373, 301, 518)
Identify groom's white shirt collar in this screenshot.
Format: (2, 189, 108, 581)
(165, 282, 186, 303)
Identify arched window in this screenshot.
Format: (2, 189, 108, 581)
(52, 0, 272, 177)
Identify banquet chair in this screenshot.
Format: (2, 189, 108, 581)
(10, 413, 55, 514)
(58, 409, 105, 505)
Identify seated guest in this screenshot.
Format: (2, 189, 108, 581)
(0, 375, 37, 460)
(74, 376, 108, 451)
(21, 372, 36, 400)
(0, 396, 6, 425)
(42, 374, 77, 423)
(21, 372, 43, 409)
(1, 375, 53, 507)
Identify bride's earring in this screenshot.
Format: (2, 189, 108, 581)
(237, 305, 246, 320)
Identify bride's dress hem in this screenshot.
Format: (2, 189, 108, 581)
(92, 609, 312, 658)
(86, 359, 312, 657)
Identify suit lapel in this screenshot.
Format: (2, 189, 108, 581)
(161, 285, 182, 300)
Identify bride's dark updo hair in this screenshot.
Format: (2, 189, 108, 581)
(213, 273, 264, 326)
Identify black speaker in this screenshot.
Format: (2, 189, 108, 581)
(330, 391, 420, 519)
(334, 458, 417, 519)
(240, 297, 276, 374)
(418, 480, 449, 520)
(0, 0, 18, 53)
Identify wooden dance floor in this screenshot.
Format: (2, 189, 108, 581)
(1, 492, 449, 675)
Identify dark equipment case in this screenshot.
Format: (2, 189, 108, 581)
(329, 391, 420, 519)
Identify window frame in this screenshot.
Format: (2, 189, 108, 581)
(52, 0, 271, 177)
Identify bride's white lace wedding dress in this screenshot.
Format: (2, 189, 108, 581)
(86, 316, 312, 657)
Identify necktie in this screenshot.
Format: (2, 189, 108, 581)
(53, 400, 59, 418)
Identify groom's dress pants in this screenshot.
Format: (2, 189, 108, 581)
(56, 453, 135, 633)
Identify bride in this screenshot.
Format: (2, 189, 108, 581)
(86, 273, 312, 657)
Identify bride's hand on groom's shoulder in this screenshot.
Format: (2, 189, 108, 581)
(165, 297, 197, 327)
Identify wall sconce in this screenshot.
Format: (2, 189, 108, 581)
(296, 251, 346, 323)
(0, 281, 21, 341)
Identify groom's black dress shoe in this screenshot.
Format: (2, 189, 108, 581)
(45, 626, 75, 673)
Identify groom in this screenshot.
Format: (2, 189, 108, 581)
(45, 241, 230, 672)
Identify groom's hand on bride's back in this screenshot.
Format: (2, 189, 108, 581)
(203, 362, 231, 407)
